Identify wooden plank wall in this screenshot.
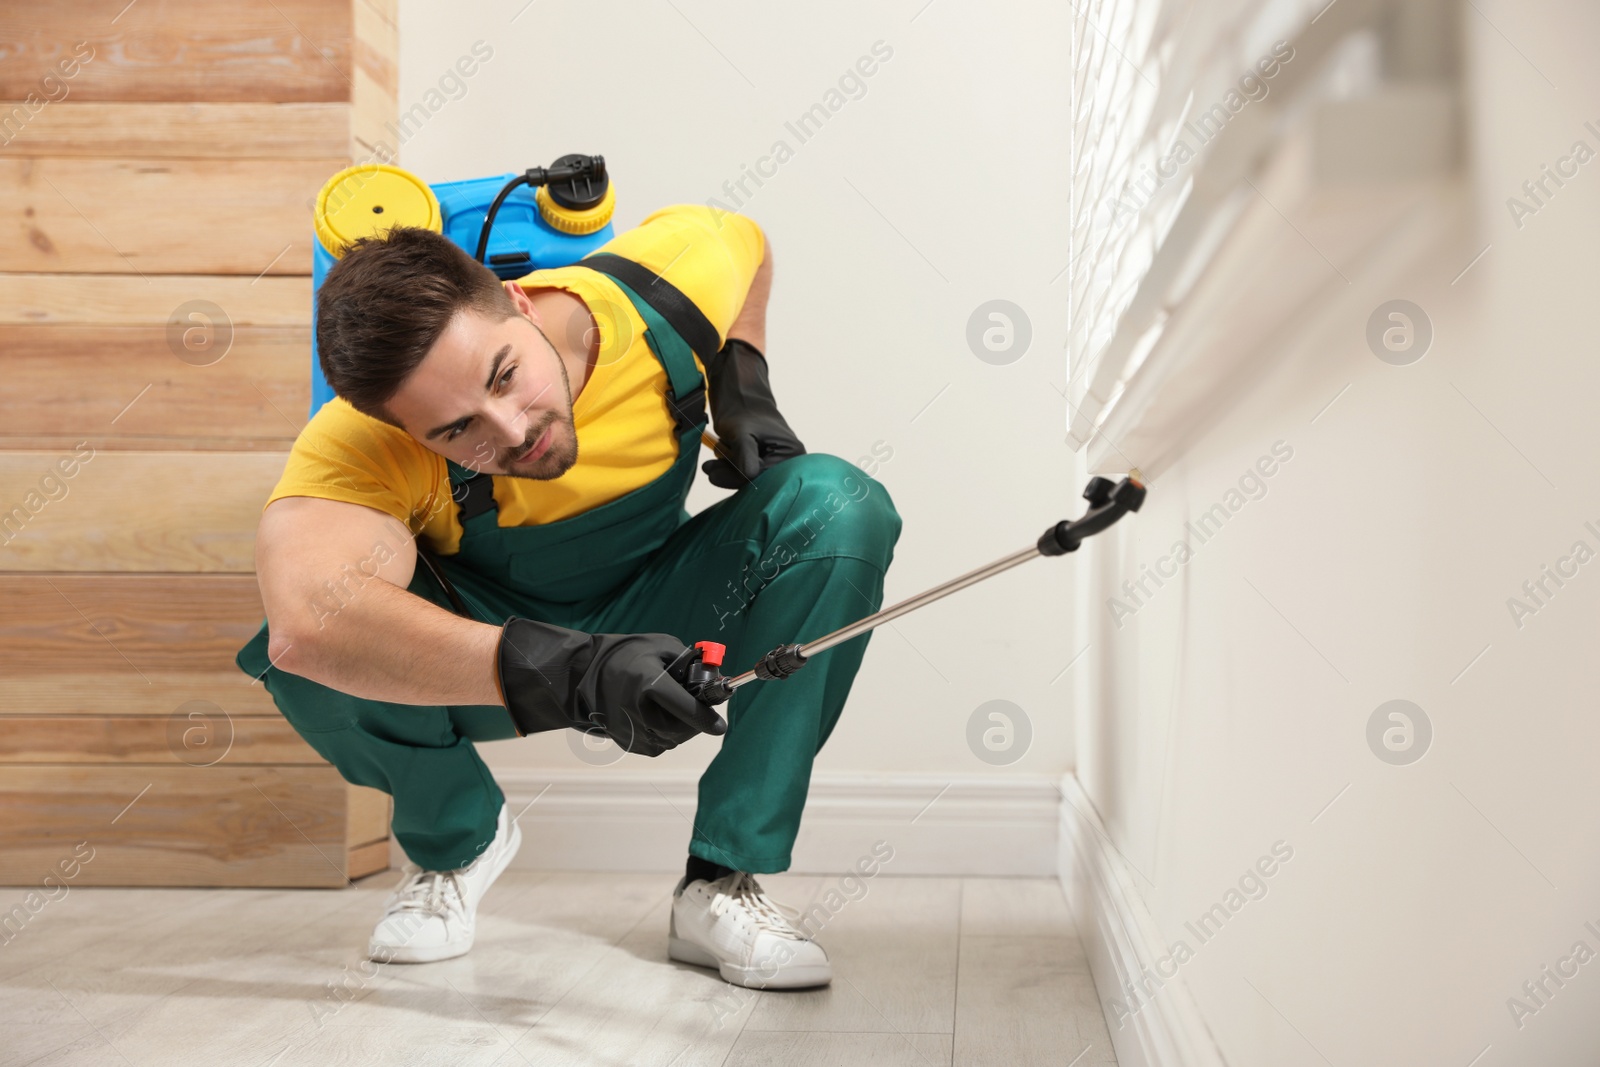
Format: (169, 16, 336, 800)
(0, 0, 398, 887)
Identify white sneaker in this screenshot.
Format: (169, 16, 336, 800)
(668, 870, 832, 989)
(367, 802, 521, 963)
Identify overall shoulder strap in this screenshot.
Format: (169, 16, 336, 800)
(579, 252, 722, 367)
(579, 252, 712, 436)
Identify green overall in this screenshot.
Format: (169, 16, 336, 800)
(235, 259, 903, 874)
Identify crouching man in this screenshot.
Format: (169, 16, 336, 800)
(236, 203, 901, 990)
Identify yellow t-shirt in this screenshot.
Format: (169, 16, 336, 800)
(265, 204, 765, 555)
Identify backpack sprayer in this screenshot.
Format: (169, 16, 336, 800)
(306, 154, 1148, 707)
(665, 473, 1146, 704)
(309, 154, 618, 418)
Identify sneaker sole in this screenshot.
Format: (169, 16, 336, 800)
(368, 819, 523, 965)
(370, 937, 475, 964)
(668, 936, 832, 990)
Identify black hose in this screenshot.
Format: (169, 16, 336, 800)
(415, 537, 474, 618)
(474, 173, 532, 264)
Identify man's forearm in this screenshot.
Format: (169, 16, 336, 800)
(726, 240, 771, 352)
(273, 577, 504, 707)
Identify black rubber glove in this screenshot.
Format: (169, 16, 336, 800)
(497, 616, 727, 756)
(701, 337, 806, 490)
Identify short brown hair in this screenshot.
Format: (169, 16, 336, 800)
(316, 225, 519, 425)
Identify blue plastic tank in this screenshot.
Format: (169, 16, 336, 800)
(309, 162, 616, 419)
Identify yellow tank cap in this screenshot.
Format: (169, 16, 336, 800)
(536, 182, 616, 236)
(314, 164, 442, 257)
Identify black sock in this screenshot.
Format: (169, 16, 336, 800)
(686, 854, 736, 884)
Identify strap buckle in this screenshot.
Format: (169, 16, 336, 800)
(450, 472, 498, 521)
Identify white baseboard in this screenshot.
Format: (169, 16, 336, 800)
(1058, 773, 1228, 1067)
(454, 769, 1062, 876)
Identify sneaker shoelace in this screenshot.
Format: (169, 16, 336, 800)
(707, 871, 806, 940)
(388, 866, 470, 927)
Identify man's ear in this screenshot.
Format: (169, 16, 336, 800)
(504, 280, 542, 327)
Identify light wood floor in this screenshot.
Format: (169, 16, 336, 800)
(0, 872, 1117, 1067)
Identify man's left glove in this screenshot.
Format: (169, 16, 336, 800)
(700, 337, 806, 490)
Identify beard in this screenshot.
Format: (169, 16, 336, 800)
(500, 348, 579, 479)
(503, 409, 579, 479)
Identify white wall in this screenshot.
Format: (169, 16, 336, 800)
(393, 0, 1081, 783)
(1075, 2, 1600, 1063)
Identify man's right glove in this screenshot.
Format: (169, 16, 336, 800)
(496, 616, 728, 757)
